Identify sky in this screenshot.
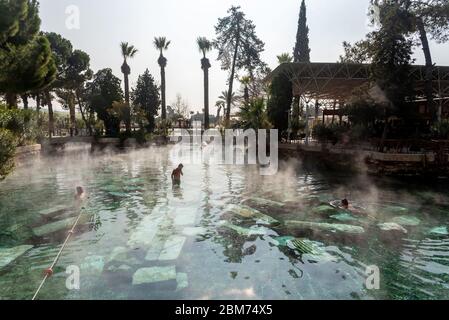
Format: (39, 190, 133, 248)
(39, 0, 449, 114)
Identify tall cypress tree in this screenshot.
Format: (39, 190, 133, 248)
(293, 0, 311, 62)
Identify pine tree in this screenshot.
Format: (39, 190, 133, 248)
(293, 0, 311, 62)
(131, 69, 160, 133)
(0, 0, 56, 108)
(214, 6, 265, 126)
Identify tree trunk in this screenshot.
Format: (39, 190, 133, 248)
(69, 100, 76, 137)
(35, 94, 41, 126)
(291, 96, 300, 133)
(89, 111, 95, 134)
(332, 100, 336, 124)
(216, 106, 222, 119)
(124, 73, 131, 133)
(36, 94, 41, 112)
(416, 18, 435, 122)
(244, 86, 249, 105)
(161, 66, 167, 120)
(76, 92, 92, 136)
(204, 67, 210, 129)
(21, 95, 29, 109)
(45, 91, 55, 138)
(380, 107, 389, 152)
(5, 93, 17, 108)
(226, 20, 241, 126)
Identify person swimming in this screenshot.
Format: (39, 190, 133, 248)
(341, 199, 349, 209)
(171, 164, 184, 185)
(75, 186, 85, 200)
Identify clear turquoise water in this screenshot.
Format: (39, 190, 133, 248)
(1, 146, 449, 300)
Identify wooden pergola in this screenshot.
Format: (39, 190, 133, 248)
(268, 62, 449, 119)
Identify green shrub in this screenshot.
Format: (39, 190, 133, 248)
(313, 123, 348, 144)
(0, 128, 17, 181)
(348, 124, 374, 141)
(343, 102, 383, 126)
(431, 120, 449, 139)
(156, 119, 172, 137)
(0, 105, 43, 146)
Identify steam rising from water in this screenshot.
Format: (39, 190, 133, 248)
(1, 143, 449, 299)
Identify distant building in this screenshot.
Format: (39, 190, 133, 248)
(268, 62, 449, 121)
(190, 111, 219, 128)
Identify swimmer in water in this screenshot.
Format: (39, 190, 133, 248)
(341, 199, 349, 209)
(171, 164, 184, 185)
(75, 186, 85, 200)
(340, 198, 369, 216)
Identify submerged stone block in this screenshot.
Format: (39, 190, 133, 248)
(132, 266, 177, 286)
(158, 236, 186, 261)
(330, 213, 358, 222)
(107, 246, 128, 263)
(272, 236, 295, 247)
(283, 238, 336, 263)
(227, 205, 278, 225)
(312, 205, 336, 215)
(32, 213, 91, 237)
(242, 197, 285, 209)
(127, 215, 163, 249)
(80, 255, 105, 275)
(176, 272, 189, 291)
(384, 205, 408, 214)
(378, 222, 408, 234)
(32, 217, 77, 237)
(182, 227, 207, 237)
(429, 226, 448, 236)
(391, 216, 421, 226)
(0, 245, 33, 270)
(173, 210, 197, 226)
(38, 205, 69, 217)
(285, 220, 365, 235)
(220, 221, 269, 236)
(145, 240, 165, 261)
(145, 235, 187, 261)
(107, 264, 131, 272)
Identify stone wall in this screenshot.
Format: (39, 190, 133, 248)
(14, 144, 41, 166)
(279, 143, 449, 176)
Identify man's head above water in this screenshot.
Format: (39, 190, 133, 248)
(75, 186, 86, 200)
(76, 186, 84, 195)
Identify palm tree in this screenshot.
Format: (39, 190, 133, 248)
(238, 98, 271, 130)
(120, 42, 138, 133)
(239, 76, 251, 105)
(215, 101, 225, 120)
(217, 90, 238, 123)
(218, 90, 238, 107)
(154, 37, 171, 120)
(197, 37, 212, 129)
(277, 53, 293, 64)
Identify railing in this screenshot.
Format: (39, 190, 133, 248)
(284, 138, 449, 154)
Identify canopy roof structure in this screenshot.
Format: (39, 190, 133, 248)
(268, 62, 449, 104)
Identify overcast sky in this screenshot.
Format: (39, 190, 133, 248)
(39, 0, 449, 113)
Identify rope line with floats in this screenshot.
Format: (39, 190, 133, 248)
(32, 188, 86, 300)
